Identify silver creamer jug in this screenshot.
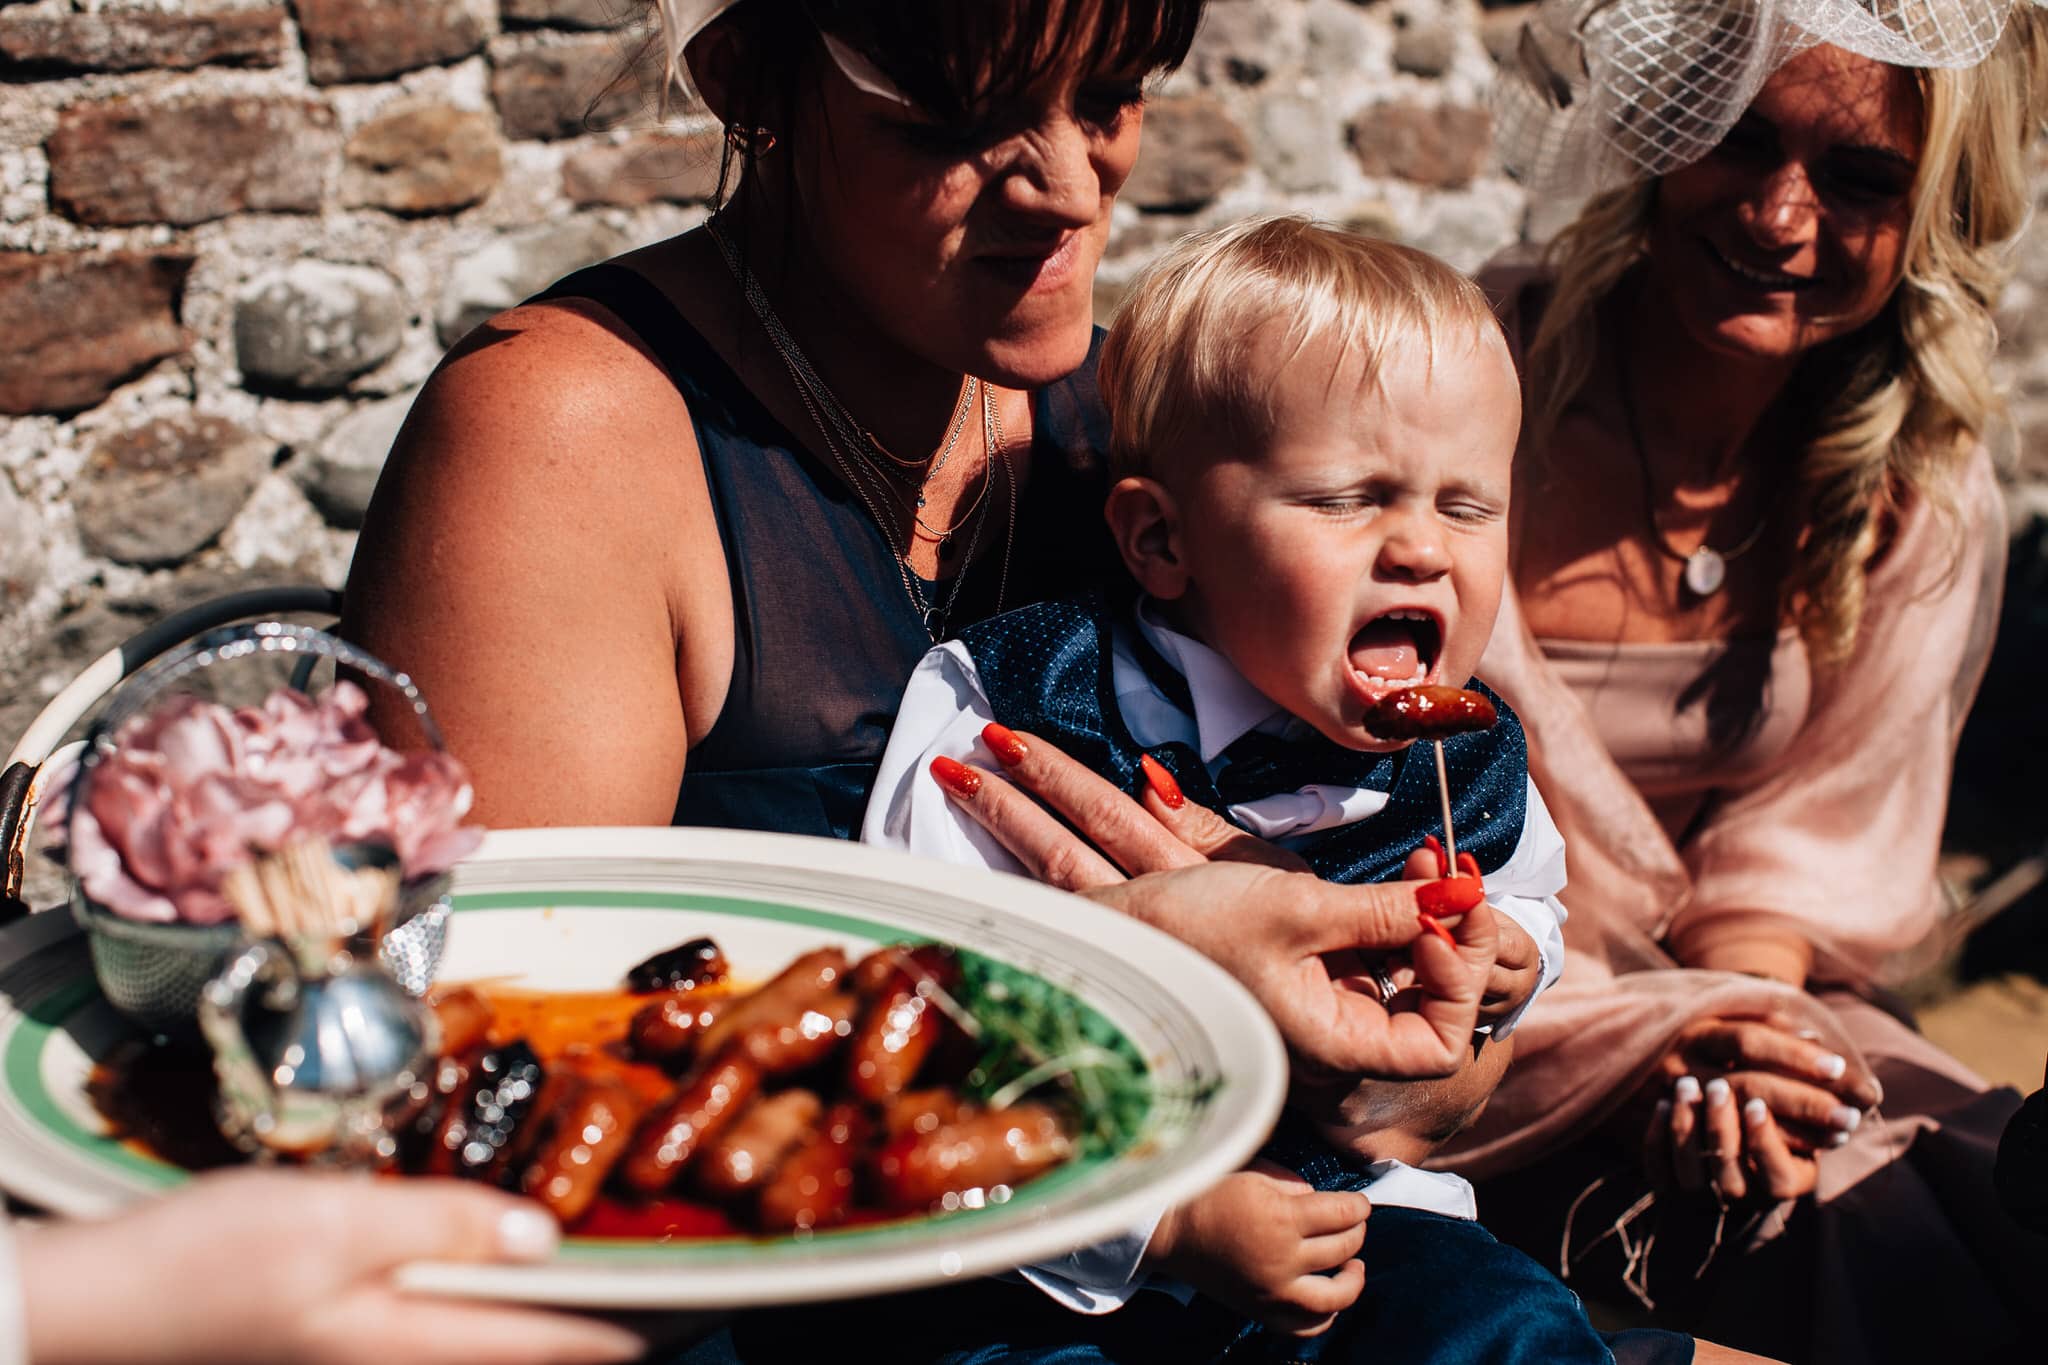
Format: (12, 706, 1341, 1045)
(197, 839, 439, 1164)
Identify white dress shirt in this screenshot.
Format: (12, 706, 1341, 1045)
(860, 600, 1570, 1313)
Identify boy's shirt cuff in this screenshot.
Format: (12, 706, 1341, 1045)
(1009, 1207, 1181, 1314)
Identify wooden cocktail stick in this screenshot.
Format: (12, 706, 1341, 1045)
(1433, 740, 1457, 871)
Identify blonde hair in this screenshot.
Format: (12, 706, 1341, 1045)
(1523, 12, 2048, 662)
(1098, 215, 1505, 482)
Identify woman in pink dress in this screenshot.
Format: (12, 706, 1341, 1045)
(1450, 1, 2048, 1358)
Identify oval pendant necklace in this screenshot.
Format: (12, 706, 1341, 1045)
(1615, 348, 1767, 601)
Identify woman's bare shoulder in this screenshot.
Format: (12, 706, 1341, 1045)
(346, 295, 719, 823)
(403, 296, 695, 486)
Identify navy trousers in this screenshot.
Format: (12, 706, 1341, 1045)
(676, 1208, 1693, 1364)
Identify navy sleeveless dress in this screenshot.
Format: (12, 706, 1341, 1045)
(535, 264, 1123, 836)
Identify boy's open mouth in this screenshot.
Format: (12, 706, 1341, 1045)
(1346, 609, 1441, 701)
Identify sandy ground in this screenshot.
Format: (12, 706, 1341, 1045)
(1918, 972, 2048, 1094)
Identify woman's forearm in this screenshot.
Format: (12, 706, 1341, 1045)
(1669, 914, 1813, 986)
(1311, 1036, 1515, 1166)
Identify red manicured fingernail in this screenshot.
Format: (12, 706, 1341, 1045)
(1417, 876, 1484, 915)
(1417, 913, 1457, 947)
(930, 755, 982, 799)
(1138, 753, 1185, 810)
(1456, 851, 1480, 879)
(982, 722, 1028, 767)
(1421, 834, 1448, 878)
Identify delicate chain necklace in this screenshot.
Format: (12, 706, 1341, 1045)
(913, 393, 999, 638)
(1614, 344, 1768, 598)
(707, 214, 1013, 639)
(709, 216, 973, 504)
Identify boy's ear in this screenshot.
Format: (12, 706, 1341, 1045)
(1104, 476, 1190, 600)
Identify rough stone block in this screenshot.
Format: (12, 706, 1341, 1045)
(1123, 94, 1251, 212)
(1185, 1, 1287, 86)
(561, 129, 722, 206)
(501, 0, 636, 30)
(1257, 94, 1342, 193)
(0, 6, 287, 73)
(73, 414, 276, 567)
(47, 94, 336, 226)
(435, 219, 630, 345)
(491, 32, 652, 140)
(0, 480, 41, 618)
(235, 261, 408, 393)
(1392, 1, 1459, 77)
(0, 250, 193, 416)
(1349, 102, 1492, 188)
(295, 388, 421, 528)
(1305, 0, 1378, 80)
(295, 0, 487, 85)
(343, 104, 503, 215)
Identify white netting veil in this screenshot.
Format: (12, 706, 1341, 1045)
(1492, 0, 2038, 195)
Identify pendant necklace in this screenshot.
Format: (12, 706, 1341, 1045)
(1614, 346, 1767, 599)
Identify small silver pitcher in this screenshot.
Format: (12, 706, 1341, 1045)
(197, 841, 440, 1164)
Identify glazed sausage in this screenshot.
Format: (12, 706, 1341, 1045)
(696, 1089, 824, 1202)
(847, 948, 962, 1103)
(627, 991, 729, 1067)
(756, 1102, 867, 1233)
(624, 937, 728, 995)
(871, 1103, 1073, 1212)
(422, 1042, 546, 1182)
(415, 1049, 481, 1177)
(882, 1088, 971, 1140)
(694, 949, 850, 1061)
(429, 987, 494, 1056)
(520, 1075, 644, 1223)
(619, 1051, 763, 1195)
(1366, 685, 1498, 740)
(736, 989, 858, 1076)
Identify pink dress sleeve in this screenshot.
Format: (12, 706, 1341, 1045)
(1672, 449, 2005, 982)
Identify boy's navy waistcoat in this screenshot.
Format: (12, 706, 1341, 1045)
(956, 592, 1529, 885)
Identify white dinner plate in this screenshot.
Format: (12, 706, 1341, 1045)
(0, 827, 1286, 1308)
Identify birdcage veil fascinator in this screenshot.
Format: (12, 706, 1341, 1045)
(654, 0, 911, 107)
(1494, 0, 2043, 195)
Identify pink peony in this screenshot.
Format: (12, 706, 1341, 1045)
(48, 682, 483, 924)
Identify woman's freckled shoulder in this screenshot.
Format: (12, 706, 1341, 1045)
(417, 298, 696, 475)
(366, 294, 711, 596)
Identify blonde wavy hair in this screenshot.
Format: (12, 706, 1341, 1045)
(1523, 11, 2048, 662)
(1101, 215, 1503, 482)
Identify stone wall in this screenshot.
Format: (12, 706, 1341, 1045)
(4, 0, 2047, 803)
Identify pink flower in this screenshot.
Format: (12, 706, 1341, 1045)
(48, 683, 483, 925)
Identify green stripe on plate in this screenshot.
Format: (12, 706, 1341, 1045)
(5, 976, 184, 1189)
(450, 890, 919, 944)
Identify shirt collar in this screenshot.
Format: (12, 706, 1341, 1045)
(1131, 598, 1295, 763)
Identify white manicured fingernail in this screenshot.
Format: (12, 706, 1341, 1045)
(497, 1206, 559, 1260)
(1830, 1129, 1852, 1147)
(1816, 1053, 1847, 1080)
(1705, 1078, 1732, 1108)
(1674, 1075, 1701, 1103)
(1796, 1029, 1824, 1042)
(1831, 1105, 1862, 1132)
(1743, 1097, 1768, 1127)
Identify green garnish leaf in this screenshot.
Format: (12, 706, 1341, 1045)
(951, 952, 1153, 1161)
